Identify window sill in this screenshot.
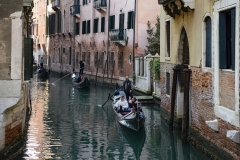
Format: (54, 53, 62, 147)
(220, 69, 235, 72)
(165, 57, 170, 61)
(202, 67, 212, 73)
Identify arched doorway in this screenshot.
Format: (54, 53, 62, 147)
(176, 27, 190, 128)
(178, 27, 189, 65)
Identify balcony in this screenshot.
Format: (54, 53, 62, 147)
(70, 5, 80, 18)
(158, 0, 195, 17)
(94, 0, 107, 12)
(109, 29, 127, 46)
(52, 0, 60, 11)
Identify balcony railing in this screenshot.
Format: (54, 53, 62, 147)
(70, 5, 80, 18)
(109, 29, 127, 46)
(94, 0, 107, 11)
(52, 0, 60, 11)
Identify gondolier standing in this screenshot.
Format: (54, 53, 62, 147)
(79, 59, 86, 75)
(123, 76, 133, 101)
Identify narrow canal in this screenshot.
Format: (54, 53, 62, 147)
(18, 74, 209, 160)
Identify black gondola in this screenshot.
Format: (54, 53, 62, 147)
(71, 73, 90, 88)
(36, 67, 49, 78)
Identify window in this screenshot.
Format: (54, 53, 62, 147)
(69, 47, 72, 65)
(166, 73, 170, 95)
(86, 52, 90, 67)
(59, 48, 61, 63)
(101, 17, 105, 32)
(83, 0, 88, 5)
(94, 18, 99, 33)
(110, 15, 115, 30)
(219, 8, 235, 70)
(166, 20, 170, 57)
(82, 52, 86, 66)
(69, 11, 73, 32)
(204, 17, 212, 67)
(49, 14, 55, 35)
(94, 52, 98, 67)
(118, 51, 123, 69)
(63, 48, 65, 53)
(100, 52, 104, 68)
(63, 10, 66, 33)
(109, 52, 114, 69)
(57, 11, 61, 33)
(87, 20, 91, 34)
(76, 22, 80, 35)
(119, 13, 124, 29)
(82, 21, 86, 34)
(127, 11, 134, 29)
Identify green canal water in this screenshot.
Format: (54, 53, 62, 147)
(17, 74, 209, 160)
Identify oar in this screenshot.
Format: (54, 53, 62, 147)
(51, 72, 73, 85)
(101, 86, 123, 107)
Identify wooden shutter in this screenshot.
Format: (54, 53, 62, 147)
(219, 12, 227, 69)
(110, 15, 115, 30)
(76, 22, 80, 35)
(101, 17, 105, 32)
(205, 17, 212, 67)
(127, 12, 133, 29)
(24, 38, 33, 81)
(87, 20, 90, 33)
(231, 8, 236, 71)
(82, 21, 86, 34)
(119, 14, 124, 29)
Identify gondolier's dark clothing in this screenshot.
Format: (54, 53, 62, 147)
(79, 60, 86, 74)
(123, 80, 133, 101)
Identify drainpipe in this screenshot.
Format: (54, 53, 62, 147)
(132, 0, 136, 84)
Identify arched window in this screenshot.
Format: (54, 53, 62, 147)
(204, 16, 212, 67)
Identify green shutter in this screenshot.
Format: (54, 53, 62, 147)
(231, 8, 236, 71)
(24, 38, 33, 81)
(219, 12, 227, 69)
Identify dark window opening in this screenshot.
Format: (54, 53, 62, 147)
(127, 11, 134, 29)
(76, 22, 80, 35)
(101, 17, 105, 32)
(166, 73, 170, 95)
(110, 15, 115, 30)
(205, 17, 212, 67)
(87, 20, 91, 34)
(82, 21, 86, 34)
(94, 18, 99, 33)
(166, 21, 170, 57)
(119, 13, 125, 29)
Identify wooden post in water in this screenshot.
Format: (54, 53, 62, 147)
(169, 65, 179, 130)
(102, 60, 107, 86)
(109, 60, 115, 90)
(95, 59, 100, 85)
(182, 68, 192, 141)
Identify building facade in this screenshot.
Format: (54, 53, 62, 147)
(0, 0, 33, 158)
(158, 0, 239, 158)
(34, 0, 159, 83)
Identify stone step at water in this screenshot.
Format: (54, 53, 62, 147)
(135, 96, 154, 104)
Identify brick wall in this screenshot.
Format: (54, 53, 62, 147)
(219, 70, 235, 110)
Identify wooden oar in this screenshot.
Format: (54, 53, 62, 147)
(101, 86, 123, 107)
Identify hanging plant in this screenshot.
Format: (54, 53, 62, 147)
(149, 58, 160, 80)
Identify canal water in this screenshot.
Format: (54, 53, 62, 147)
(18, 74, 209, 160)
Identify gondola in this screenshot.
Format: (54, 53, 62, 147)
(112, 90, 145, 131)
(36, 67, 49, 78)
(71, 72, 90, 88)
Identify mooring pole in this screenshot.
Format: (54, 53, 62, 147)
(102, 60, 107, 86)
(95, 59, 100, 85)
(182, 68, 192, 141)
(109, 60, 115, 90)
(169, 65, 179, 130)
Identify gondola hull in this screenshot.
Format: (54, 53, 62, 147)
(112, 94, 145, 131)
(72, 77, 90, 88)
(37, 68, 49, 78)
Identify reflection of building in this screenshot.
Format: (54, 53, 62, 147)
(158, 0, 239, 159)
(0, 0, 33, 158)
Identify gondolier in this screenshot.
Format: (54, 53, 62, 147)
(79, 59, 86, 75)
(123, 76, 133, 101)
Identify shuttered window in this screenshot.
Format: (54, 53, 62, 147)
(76, 22, 80, 35)
(119, 13, 124, 29)
(166, 20, 170, 57)
(205, 17, 212, 67)
(82, 21, 86, 34)
(94, 18, 99, 33)
(118, 51, 123, 69)
(57, 11, 61, 33)
(109, 52, 114, 69)
(100, 52, 104, 68)
(101, 17, 105, 32)
(87, 20, 91, 34)
(110, 15, 115, 30)
(94, 52, 98, 67)
(219, 8, 235, 70)
(69, 47, 72, 65)
(127, 11, 134, 29)
(166, 73, 170, 95)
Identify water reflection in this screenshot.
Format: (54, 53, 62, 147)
(17, 74, 209, 160)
